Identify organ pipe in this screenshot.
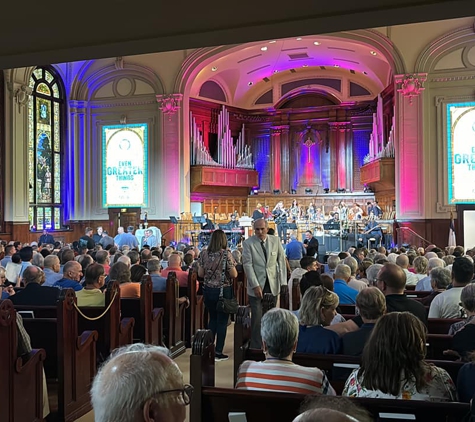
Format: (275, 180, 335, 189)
(190, 106, 254, 169)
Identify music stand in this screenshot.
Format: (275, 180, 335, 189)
(169, 216, 178, 224)
(287, 223, 298, 230)
(323, 223, 340, 231)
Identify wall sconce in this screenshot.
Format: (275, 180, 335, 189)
(324, 188, 330, 194)
(305, 188, 313, 194)
(273, 189, 281, 194)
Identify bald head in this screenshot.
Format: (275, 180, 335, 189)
(168, 253, 182, 268)
(22, 265, 45, 285)
(294, 409, 360, 422)
(376, 262, 406, 294)
(396, 254, 409, 269)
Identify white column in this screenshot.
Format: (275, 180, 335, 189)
(395, 73, 427, 219)
(156, 94, 184, 217)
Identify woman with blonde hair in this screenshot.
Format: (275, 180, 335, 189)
(296, 286, 341, 354)
(198, 229, 237, 361)
(343, 312, 457, 401)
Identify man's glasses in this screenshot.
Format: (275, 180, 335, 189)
(153, 384, 194, 405)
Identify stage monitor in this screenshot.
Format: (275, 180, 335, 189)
(102, 123, 148, 208)
(447, 102, 475, 204)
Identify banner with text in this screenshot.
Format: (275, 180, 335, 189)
(102, 124, 148, 207)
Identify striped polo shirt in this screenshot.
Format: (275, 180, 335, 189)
(235, 360, 336, 395)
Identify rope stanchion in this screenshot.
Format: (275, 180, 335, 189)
(73, 290, 118, 321)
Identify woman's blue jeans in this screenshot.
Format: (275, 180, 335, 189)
(203, 285, 232, 354)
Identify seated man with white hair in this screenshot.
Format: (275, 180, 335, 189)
(415, 255, 444, 291)
(366, 263, 383, 286)
(325, 255, 340, 275)
(91, 344, 190, 422)
(395, 254, 418, 286)
(333, 264, 358, 305)
(343, 256, 367, 292)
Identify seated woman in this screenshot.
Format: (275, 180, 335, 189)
(296, 286, 342, 354)
(130, 264, 147, 283)
(449, 283, 475, 360)
(457, 354, 475, 402)
(110, 261, 138, 298)
(236, 308, 336, 395)
(343, 312, 457, 401)
(76, 263, 106, 306)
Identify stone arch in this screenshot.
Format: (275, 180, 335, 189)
(274, 86, 343, 109)
(415, 25, 475, 73)
(71, 61, 164, 101)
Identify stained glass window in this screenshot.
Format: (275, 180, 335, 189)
(28, 67, 64, 230)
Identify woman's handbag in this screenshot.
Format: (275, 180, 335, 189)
(216, 250, 239, 314)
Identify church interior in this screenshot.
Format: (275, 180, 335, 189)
(2, 1, 475, 420)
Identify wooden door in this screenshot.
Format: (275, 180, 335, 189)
(108, 208, 141, 237)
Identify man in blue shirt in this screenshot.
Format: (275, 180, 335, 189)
(148, 258, 167, 291)
(285, 234, 306, 271)
(53, 261, 83, 291)
(333, 263, 358, 305)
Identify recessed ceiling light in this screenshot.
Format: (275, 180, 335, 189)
(370, 51, 377, 56)
(296, 37, 302, 41)
(273, 70, 279, 73)
(334, 64, 340, 68)
(363, 71, 368, 75)
(248, 81, 253, 86)
(211, 66, 217, 71)
(261, 46, 268, 51)
(314, 41, 321, 45)
(269, 40, 276, 43)
(303, 64, 308, 68)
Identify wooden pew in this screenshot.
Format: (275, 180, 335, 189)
(426, 334, 453, 360)
(121, 276, 164, 346)
(15, 290, 97, 422)
(234, 307, 462, 388)
(77, 281, 135, 362)
(192, 329, 469, 422)
(291, 277, 301, 310)
(338, 304, 356, 314)
(428, 318, 463, 334)
(181, 270, 204, 348)
(0, 299, 46, 422)
(153, 272, 186, 358)
(235, 268, 248, 306)
(405, 290, 431, 298)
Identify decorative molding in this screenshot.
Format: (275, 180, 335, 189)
(328, 121, 351, 132)
(430, 75, 475, 83)
(231, 112, 270, 122)
(14, 84, 32, 112)
(156, 94, 183, 120)
(120, 115, 127, 124)
(115, 57, 124, 70)
(395, 74, 427, 105)
(436, 202, 456, 214)
(434, 96, 446, 107)
(270, 125, 289, 135)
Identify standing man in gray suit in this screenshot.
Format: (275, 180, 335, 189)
(243, 218, 287, 348)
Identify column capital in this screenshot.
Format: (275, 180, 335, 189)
(270, 125, 289, 135)
(328, 121, 351, 132)
(395, 73, 427, 104)
(156, 94, 183, 118)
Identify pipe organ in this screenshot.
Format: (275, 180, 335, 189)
(190, 106, 254, 169)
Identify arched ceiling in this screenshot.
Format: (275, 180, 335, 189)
(190, 34, 393, 108)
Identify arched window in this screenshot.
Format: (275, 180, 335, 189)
(28, 67, 64, 230)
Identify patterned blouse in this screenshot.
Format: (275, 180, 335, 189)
(199, 249, 236, 288)
(449, 315, 474, 335)
(343, 365, 458, 402)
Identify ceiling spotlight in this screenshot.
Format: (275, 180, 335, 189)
(334, 64, 340, 68)
(261, 46, 268, 51)
(211, 66, 218, 71)
(370, 51, 377, 56)
(314, 41, 321, 45)
(296, 37, 302, 41)
(248, 81, 253, 86)
(269, 40, 276, 43)
(303, 64, 308, 68)
(363, 71, 368, 75)
(273, 70, 279, 73)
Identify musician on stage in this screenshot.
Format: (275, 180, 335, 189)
(348, 203, 363, 220)
(327, 212, 340, 224)
(272, 201, 288, 243)
(339, 201, 349, 221)
(252, 203, 264, 221)
(228, 214, 242, 247)
(262, 205, 272, 220)
(315, 207, 324, 220)
(289, 199, 300, 221)
(307, 202, 316, 220)
(357, 214, 382, 248)
(367, 201, 383, 219)
(201, 213, 215, 230)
